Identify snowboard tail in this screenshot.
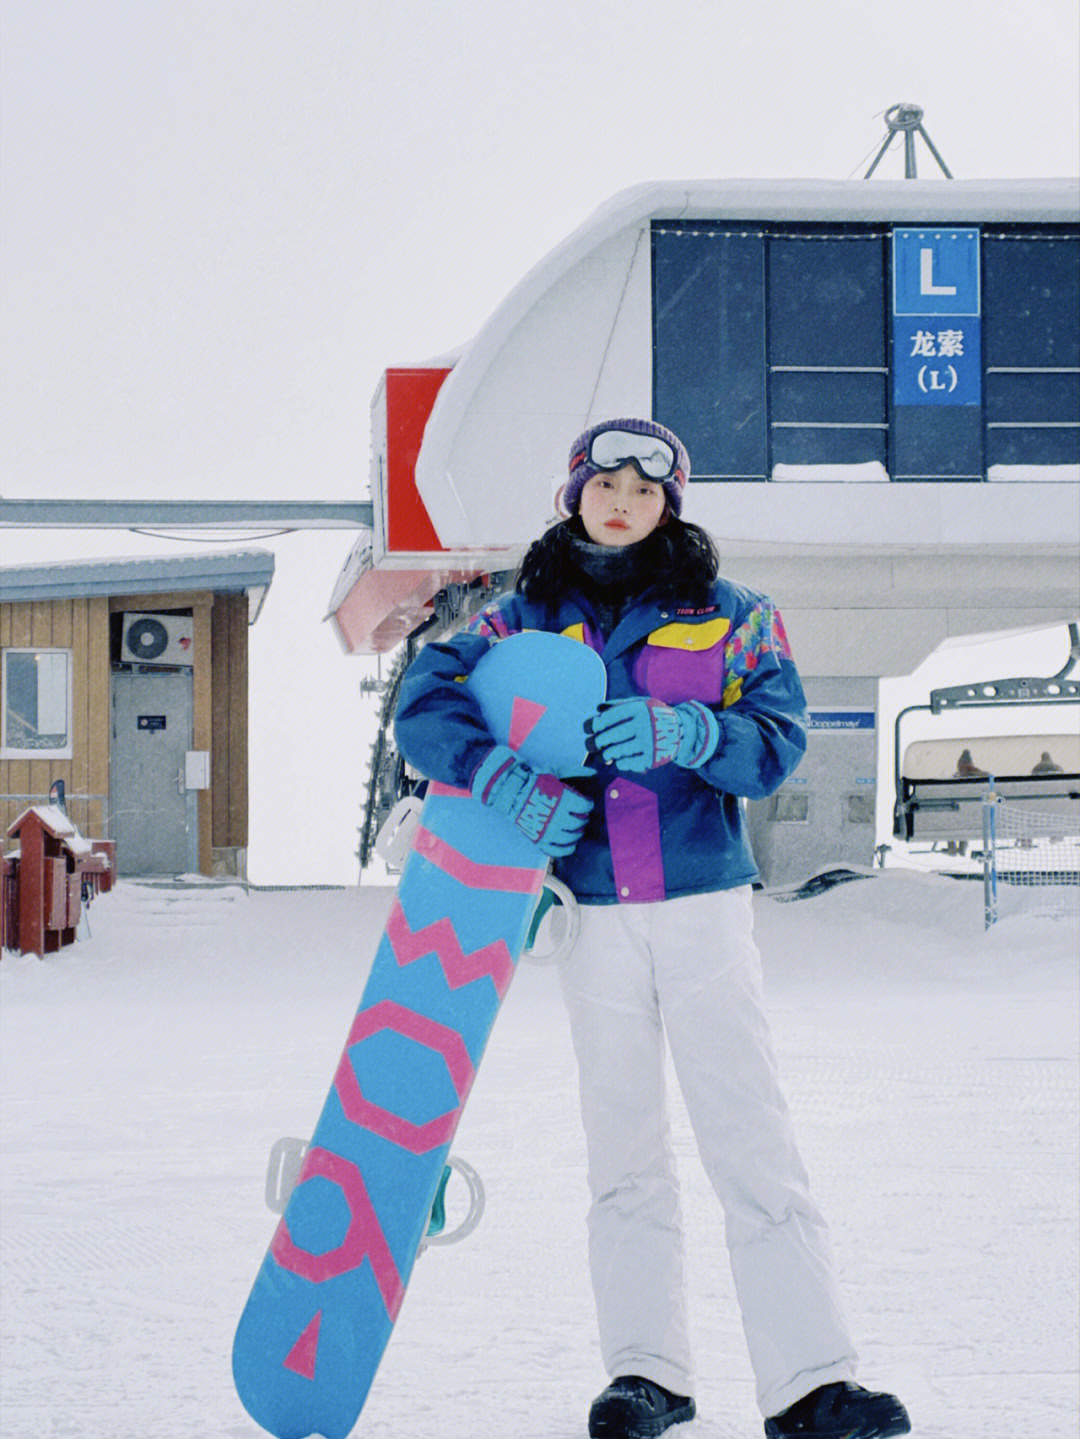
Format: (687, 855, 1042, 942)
(233, 633, 605, 1438)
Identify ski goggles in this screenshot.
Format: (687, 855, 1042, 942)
(573, 427, 680, 482)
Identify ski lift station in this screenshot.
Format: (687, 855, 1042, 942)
(329, 177, 1080, 885)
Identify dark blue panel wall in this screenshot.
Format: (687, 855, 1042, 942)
(652, 227, 767, 478)
(769, 235, 887, 467)
(983, 234, 1080, 467)
(651, 222, 1079, 480)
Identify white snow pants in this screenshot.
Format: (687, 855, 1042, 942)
(557, 887, 858, 1417)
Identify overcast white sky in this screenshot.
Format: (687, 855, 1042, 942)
(4, 0, 1079, 504)
(2, 1, 1078, 882)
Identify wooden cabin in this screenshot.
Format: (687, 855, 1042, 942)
(1, 552, 273, 879)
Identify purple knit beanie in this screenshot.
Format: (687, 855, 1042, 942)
(558, 417, 690, 519)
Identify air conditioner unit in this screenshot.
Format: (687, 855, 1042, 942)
(120, 613, 195, 668)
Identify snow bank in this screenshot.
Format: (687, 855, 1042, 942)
(1, 873, 1076, 1438)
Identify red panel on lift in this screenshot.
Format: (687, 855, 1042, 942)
(385, 369, 452, 554)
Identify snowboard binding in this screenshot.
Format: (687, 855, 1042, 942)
(265, 1137, 486, 1250)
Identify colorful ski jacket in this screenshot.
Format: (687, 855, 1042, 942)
(393, 580, 807, 904)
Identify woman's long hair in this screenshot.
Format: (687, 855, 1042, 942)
(516, 513, 720, 613)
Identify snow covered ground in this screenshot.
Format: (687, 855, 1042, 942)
(1, 871, 1077, 1439)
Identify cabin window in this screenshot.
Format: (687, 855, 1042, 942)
(1, 648, 73, 759)
(772, 789, 810, 823)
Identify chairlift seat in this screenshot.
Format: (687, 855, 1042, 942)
(897, 733, 1080, 841)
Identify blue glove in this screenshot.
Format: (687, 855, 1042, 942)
(470, 745, 594, 857)
(586, 697, 720, 772)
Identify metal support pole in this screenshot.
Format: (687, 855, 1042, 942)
(904, 126, 917, 178)
(864, 103, 953, 179)
(982, 782, 998, 930)
(916, 123, 954, 179)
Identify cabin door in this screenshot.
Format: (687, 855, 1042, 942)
(110, 669, 194, 876)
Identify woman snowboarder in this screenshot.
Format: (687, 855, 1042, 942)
(394, 417, 910, 1439)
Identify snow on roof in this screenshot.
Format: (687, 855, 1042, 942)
(7, 805, 94, 854)
(1, 549, 274, 575)
(579, 176, 1080, 227)
(0, 550, 275, 618)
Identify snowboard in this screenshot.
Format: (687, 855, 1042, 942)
(232, 631, 606, 1439)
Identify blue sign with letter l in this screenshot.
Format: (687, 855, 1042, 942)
(892, 228, 981, 406)
(893, 228, 980, 315)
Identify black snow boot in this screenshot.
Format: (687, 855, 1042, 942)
(764, 1380, 911, 1438)
(588, 1375, 696, 1438)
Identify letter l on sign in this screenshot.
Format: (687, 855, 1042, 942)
(920, 248, 957, 296)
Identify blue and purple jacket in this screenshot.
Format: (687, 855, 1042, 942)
(393, 581, 807, 905)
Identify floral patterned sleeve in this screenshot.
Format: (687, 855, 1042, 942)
(697, 597, 806, 800)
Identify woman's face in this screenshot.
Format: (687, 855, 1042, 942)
(578, 466, 667, 547)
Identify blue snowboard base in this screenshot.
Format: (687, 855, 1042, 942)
(233, 632, 605, 1437)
